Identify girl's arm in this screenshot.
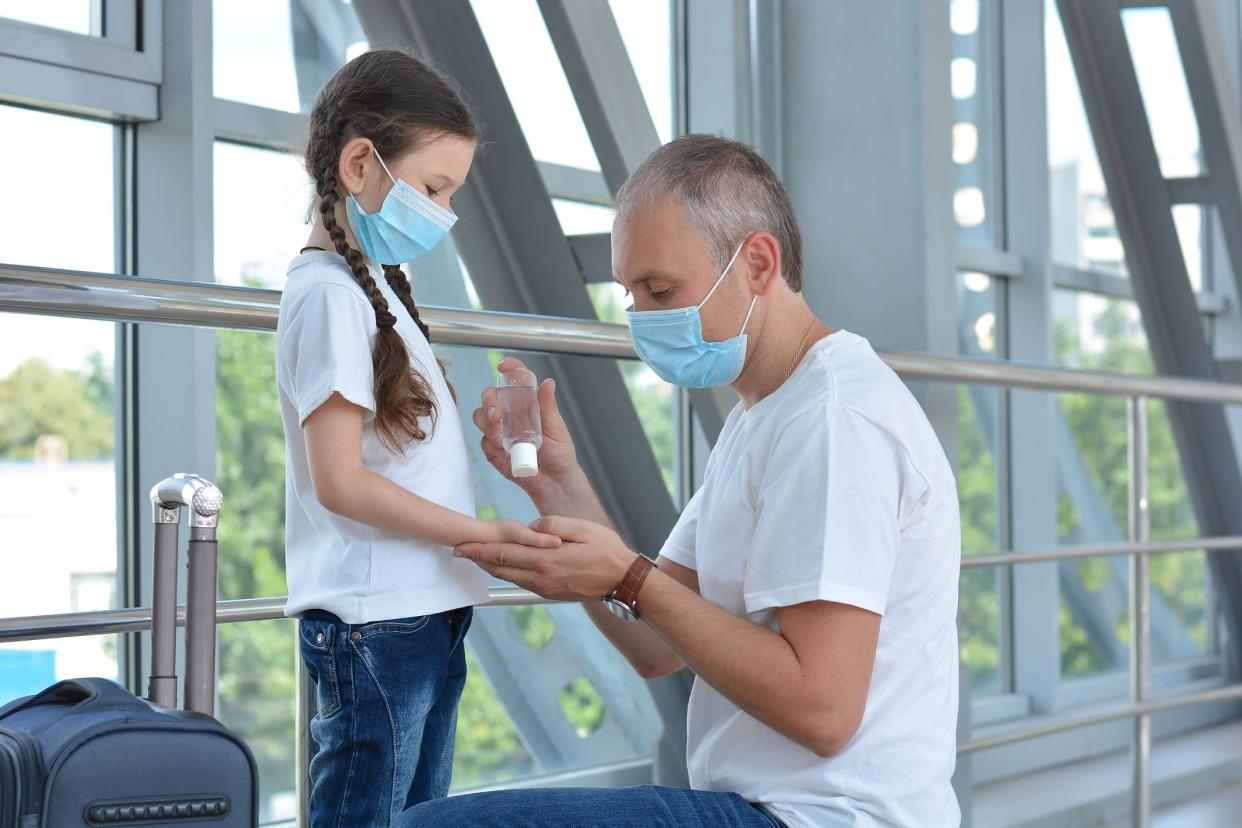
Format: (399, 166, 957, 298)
(304, 392, 560, 549)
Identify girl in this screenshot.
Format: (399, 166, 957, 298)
(275, 50, 559, 826)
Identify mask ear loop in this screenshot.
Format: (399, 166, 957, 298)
(372, 146, 399, 186)
(738, 293, 759, 337)
(698, 240, 748, 309)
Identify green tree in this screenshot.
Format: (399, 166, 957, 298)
(0, 357, 113, 459)
(957, 386, 1001, 693)
(1054, 298, 1206, 676)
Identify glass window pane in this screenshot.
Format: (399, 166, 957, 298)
(951, 0, 1000, 247)
(1052, 289, 1210, 678)
(1046, 1, 1128, 276)
(607, 0, 674, 144)
(552, 198, 615, 236)
(1173, 203, 1204, 292)
(0, 104, 118, 706)
(1121, 8, 1202, 179)
(453, 639, 537, 788)
(214, 141, 302, 817)
(214, 142, 312, 289)
(0, 0, 94, 35)
(471, 0, 601, 170)
(956, 272, 1006, 696)
(213, 0, 365, 114)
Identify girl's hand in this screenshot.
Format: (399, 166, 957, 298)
(492, 518, 562, 549)
(472, 357, 580, 491)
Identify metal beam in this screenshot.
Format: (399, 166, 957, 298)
(537, 0, 660, 197)
(1058, 0, 1242, 652)
(1165, 175, 1213, 205)
(1168, 0, 1242, 303)
(567, 232, 613, 283)
(538, 161, 613, 206)
(1051, 263, 1231, 315)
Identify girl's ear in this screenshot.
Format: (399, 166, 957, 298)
(338, 137, 374, 197)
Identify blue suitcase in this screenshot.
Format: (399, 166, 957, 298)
(0, 474, 258, 826)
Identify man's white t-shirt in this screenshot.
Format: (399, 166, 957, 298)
(660, 330, 961, 828)
(275, 250, 490, 624)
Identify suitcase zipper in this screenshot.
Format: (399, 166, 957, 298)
(0, 726, 43, 824)
(1, 738, 22, 826)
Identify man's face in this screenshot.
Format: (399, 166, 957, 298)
(612, 197, 753, 345)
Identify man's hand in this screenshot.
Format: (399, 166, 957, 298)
(454, 515, 636, 602)
(473, 358, 579, 496)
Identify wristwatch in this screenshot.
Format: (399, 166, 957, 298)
(603, 554, 657, 622)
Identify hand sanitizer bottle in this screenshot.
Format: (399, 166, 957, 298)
(497, 368, 542, 477)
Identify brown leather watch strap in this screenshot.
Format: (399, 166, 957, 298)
(612, 554, 657, 618)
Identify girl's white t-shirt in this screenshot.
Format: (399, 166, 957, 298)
(660, 330, 961, 828)
(275, 250, 489, 624)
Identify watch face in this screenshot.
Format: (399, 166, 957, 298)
(603, 596, 638, 622)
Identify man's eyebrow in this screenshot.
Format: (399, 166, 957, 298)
(614, 270, 672, 287)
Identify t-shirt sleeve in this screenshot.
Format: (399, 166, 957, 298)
(280, 283, 377, 425)
(743, 404, 915, 616)
(657, 486, 703, 571)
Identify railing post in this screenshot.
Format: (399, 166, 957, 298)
(1128, 395, 1152, 827)
(295, 633, 318, 828)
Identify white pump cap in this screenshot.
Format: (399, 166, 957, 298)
(510, 441, 539, 478)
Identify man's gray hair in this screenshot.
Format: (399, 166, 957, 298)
(614, 134, 803, 292)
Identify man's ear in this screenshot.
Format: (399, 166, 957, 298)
(337, 137, 374, 198)
(744, 232, 784, 296)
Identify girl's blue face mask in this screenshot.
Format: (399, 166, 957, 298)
(624, 241, 758, 388)
(345, 148, 457, 265)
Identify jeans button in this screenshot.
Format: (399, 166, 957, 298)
(351, 631, 362, 642)
(315, 632, 324, 644)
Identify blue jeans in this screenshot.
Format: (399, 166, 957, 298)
(396, 784, 788, 827)
(297, 606, 473, 828)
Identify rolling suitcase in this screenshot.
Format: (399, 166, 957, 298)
(0, 473, 258, 826)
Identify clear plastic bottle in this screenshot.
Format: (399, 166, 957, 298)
(497, 368, 542, 478)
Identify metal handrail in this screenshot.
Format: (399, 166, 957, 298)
(0, 589, 552, 643)
(2, 534, 1239, 645)
(4, 262, 1242, 403)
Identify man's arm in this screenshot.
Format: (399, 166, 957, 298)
(638, 568, 879, 756)
(453, 517, 881, 758)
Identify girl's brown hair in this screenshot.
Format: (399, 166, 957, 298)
(304, 49, 476, 450)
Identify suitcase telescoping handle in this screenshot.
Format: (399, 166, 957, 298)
(148, 473, 223, 716)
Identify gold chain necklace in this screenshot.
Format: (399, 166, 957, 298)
(786, 319, 817, 381)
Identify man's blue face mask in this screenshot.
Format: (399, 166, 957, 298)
(624, 241, 758, 388)
(345, 147, 457, 265)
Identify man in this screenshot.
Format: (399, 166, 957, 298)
(402, 134, 961, 827)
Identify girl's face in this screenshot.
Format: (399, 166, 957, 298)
(342, 133, 476, 215)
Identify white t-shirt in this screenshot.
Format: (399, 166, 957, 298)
(660, 330, 961, 828)
(275, 250, 490, 624)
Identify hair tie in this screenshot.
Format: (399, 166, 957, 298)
(375, 310, 398, 331)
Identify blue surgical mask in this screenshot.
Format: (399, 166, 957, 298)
(345, 148, 457, 264)
(625, 241, 758, 388)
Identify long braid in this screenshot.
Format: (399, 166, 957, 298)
(381, 264, 431, 341)
(382, 264, 457, 403)
(315, 175, 437, 446)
